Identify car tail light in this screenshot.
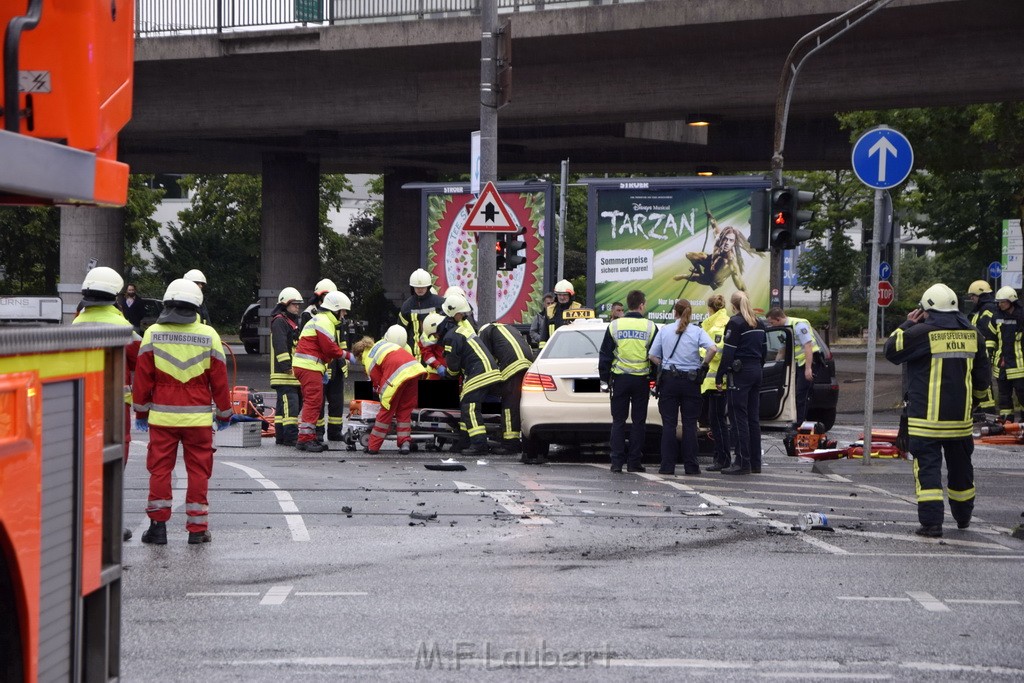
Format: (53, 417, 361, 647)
(522, 372, 557, 392)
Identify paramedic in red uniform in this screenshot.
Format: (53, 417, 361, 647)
(133, 279, 232, 545)
(292, 291, 356, 452)
(352, 335, 426, 454)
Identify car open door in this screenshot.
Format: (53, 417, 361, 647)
(760, 325, 796, 424)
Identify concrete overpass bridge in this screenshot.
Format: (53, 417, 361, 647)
(58, 0, 1024, 331)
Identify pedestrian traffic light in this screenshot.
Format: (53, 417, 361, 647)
(748, 189, 770, 251)
(769, 186, 816, 250)
(504, 228, 527, 270)
(495, 235, 507, 270)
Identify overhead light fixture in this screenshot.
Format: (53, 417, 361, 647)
(696, 166, 718, 176)
(686, 113, 718, 127)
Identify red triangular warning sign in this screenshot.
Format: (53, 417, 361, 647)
(464, 181, 516, 232)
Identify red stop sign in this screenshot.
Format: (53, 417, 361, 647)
(877, 280, 894, 307)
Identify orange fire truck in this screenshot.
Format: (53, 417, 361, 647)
(0, 1, 134, 680)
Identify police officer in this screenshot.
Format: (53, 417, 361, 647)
(701, 293, 732, 472)
(400, 269, 445, 361)
(133, 279, 233, 545)
(478, 322, 535, 459)
(649, 299, 716, 476)
(715, 291, 767, 475)
(765, 307, 821, 427)
(599, 290, 657, 473)
(966, 280, 999, 414)
(993, 286, 1024, 423)
(269, 287, 303, 446)
(884, 283, 990, 537)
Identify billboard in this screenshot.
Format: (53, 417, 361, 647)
(408, 181, 553, 325)
(585, 177, 771, 324)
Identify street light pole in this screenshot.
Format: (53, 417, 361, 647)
(477, 0, 498, 323)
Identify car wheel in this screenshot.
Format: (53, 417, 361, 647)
(808, 408, 836, 430)
(525, 436, 549, 458)
(244, 342, 259, 354)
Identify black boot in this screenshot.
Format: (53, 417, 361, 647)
(141, 521, 167, 545)
(296, 440, 329, 453)
(188, 530, 212, 544)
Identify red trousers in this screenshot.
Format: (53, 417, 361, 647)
(295, 367, 326, 443)
(368, 380, 418, 452)
(146, 425, 213, 532)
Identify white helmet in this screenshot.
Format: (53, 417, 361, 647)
(554, 279, 574, 296)
(320, 291, 351, 312)
(277, 287, 303, 305)
(183, 268, 207, 285)
(443, 294, 471, 317)
(314, 278, 337, 295)
(81, 266, 123, 297)
(443, 285, 466, 299)
(409, 268, 432, 288)
(995, 286, 1019, 303)
(422, 312, 445, 340)
(384, 324, 408, 348)
(967, 280, 992, 296)
(163, 278, 204, 307)
(919, 283, 958, 312)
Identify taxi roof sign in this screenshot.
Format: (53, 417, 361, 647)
(464, 181, 516, 232)
(563, 308, 596, 320)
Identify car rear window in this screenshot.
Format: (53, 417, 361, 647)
(543, 328, 606, 359)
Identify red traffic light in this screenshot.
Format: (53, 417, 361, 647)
(773, 211, 787, 225)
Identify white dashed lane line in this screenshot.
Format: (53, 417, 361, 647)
(221, 461, 310, 541)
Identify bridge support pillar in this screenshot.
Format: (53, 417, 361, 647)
(260, 152, 321, 353)
(59, 207, 125, 322)
(383, 169, 434, 308)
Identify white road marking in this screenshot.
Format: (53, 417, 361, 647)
(293, 592, 369, 597)
(946, 599, 1021, 605)
(186, 592, 260, 597)
(905, 591, 950, 612)
(453, 480, 553, 525)
(902, 662, 1024, 675)
(838, 596, 911, 602)
(222, 461, 310, 541)
(260, 585, 293, 605)
(834, 528, 1009, 550)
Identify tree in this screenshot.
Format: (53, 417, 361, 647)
(0, 207, 59, 295)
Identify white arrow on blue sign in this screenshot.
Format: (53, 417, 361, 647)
(852, 126, 914, 190)
(879, 261, 891, 281)
(989, 261, 1003, 279)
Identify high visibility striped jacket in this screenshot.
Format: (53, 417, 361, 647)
(73, 303, 141, 404)
(133, 317, 232, 428)
(269, 305, 300, 387)
(599, 312, 657, 381)
(700, 308, 729, 393)
(443, 329, 502, 397)
(993, 302, 1024, 379)
(969, 293, 999, 358)
(399, 291, 445, 360)
(543, 300, 582, 343)
(360, 340, 426, 410)
(884, 311, 991, 439)
(787, 315, 821, 366)
(293, 310, 351, 374)
(477, 323, 534, 381)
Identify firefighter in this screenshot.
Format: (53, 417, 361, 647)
(993, 286, 1024, 423)
(440, 293, 478, 338)
(541, 279, 582, 345)
(700, 293, 732, 472)
(133, 279, 233, 545)
(270, 287, 303, 446)
(293, 291, 356, 453)
(765, 307, 821, 428)
(351, 335, 426, 455)
(400, 269, 445, 361)
(301, 279, 348, 442)
(419, 312, 449, 379)
(967, 280, 999, 414)
(441, 296, 503, 455)
(884, 283, 990, 537)
(183, 268, 211, 325)
(73, 266, 141, 541)
(598, 289, 657, 473)
(478, 322, 535, 458)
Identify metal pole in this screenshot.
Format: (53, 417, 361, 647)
(862, 189, 884, 465)
(477, 0, 498, 323)
(557, 159, 568, 282)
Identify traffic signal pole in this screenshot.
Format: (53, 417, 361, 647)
(861, 189, 885, 463)
(477, 0, 498, 323)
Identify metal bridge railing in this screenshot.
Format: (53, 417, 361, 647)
(135, 0, 628, 36)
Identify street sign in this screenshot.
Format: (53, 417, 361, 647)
(879, 261, 891, 281)
(464, 181, 516, 232)
(852, 126, 914, 190)
(989, 261, 1003, 279)
(470, 131, 481, 195)
(877, 280, 894, 307)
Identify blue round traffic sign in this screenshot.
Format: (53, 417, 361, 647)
(989, 261, 1003, 279)
(852, 127, 914, 190)
(879, 261, 891, 281)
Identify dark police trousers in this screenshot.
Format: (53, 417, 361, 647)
(657, 371, 702, 474)
(610, 373, 650, 468)
(319, 358, 345, 440)
(728, 361, 762, 470)
(794, 362, 814, 426)
(910, 435, 975, 527)
(706, 390, 731, 467)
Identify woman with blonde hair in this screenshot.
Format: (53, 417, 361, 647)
(701, 293, 733, 471)
(714, 291, 767, 474)
(649, 299, 716, 475)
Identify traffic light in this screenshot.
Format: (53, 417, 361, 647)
(748, 189, 770, 251)
(769, 186, 816, 250)
(505, 229, 527, 269)
(789, 187, 816, 247)
(495, 235, 507, 270)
